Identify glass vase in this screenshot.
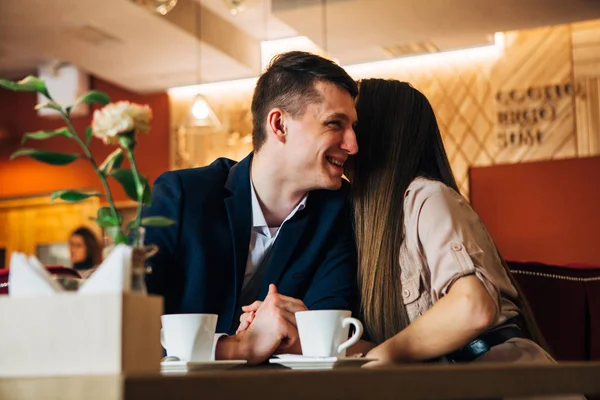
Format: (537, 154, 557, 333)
(103, 226, 157, 294)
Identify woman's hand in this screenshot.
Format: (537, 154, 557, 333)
(362, 359, 394, 368)
(362, 342, 396, 368)
(235, 301, 262, 334)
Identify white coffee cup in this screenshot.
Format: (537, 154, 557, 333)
(295, 310, 363, 357)
(160, 313, 218, 362)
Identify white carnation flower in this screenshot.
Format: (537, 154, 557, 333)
(91, 101, 152, 144)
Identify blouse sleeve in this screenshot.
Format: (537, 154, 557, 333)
(416, 184, 501, 314)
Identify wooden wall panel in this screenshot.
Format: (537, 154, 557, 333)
(0, 212, 8, 245)
(407, 64, 497, 196)
(572, 19, 600, 80)
(575, 78, 600, 156)
(0, 197, 100, 269)
(491, 27, 576, 163)
(573, 19, 600, 157)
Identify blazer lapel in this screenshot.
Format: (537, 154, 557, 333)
(258, 205, 310, 298)
(224, 154, 253, 327)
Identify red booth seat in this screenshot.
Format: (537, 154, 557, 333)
(508, 260, 600, 361)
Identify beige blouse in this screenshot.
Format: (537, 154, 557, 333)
(399, 177, 556, 365)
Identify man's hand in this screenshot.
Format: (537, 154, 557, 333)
(216, 284, 303, 364)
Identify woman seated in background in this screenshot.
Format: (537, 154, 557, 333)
(347, 78, 557, 366)
(68, 227, 102, 278)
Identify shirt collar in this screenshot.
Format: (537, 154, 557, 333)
(250, 178, 308, 229)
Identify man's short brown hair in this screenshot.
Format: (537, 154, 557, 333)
(251, 51, 358, 151)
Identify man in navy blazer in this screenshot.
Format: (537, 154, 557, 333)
(144, 51, 359, 364)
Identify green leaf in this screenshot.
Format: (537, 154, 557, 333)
(131, 216, 175, 228)
(114, 230, 129, 245)
(34, 101, 62, 112)
(96, 207, 121, 228)
(110, 168, 151, 205)
(75, 90, 110, 106)
(10, 148, 79, 165)
(51, 190, 102, 203)
(99, 148, 124, 175)
(85, 127, 93, 145)
(22, 128, 72, 144)
(142, 216, 174, 227)
(0, 76, 49, 97)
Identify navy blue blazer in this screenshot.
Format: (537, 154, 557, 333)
(144, 153, 357, 334)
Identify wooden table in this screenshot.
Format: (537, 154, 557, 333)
(2, 362, 600, 400)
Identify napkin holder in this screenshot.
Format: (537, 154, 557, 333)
(0, 248, 163, 378)
(0, 292, 162, 377)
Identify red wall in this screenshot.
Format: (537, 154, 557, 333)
(470, 157, 600, 266)
(0, 77, 170, 201)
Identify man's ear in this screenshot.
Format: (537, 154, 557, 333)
(267, 108, 287, 144)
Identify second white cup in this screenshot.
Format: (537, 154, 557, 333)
(160, 313, 218, 362)
(296, 310, 363, 357)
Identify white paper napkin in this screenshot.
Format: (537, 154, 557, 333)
(8, 252, 64, 297)
(78, 244, 133, 294)
(8, 244, 133, 296)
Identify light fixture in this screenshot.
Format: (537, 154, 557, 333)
(183, 0, 221, 129)
(222, 0, 248, 15)
(132, 0, 179, 16)
(186, 94, 221, 127)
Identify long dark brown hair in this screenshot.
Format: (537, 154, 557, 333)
(71, 227, 103, 268)
(348, 79, 546, 350)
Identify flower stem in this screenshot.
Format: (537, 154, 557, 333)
(125, 147, 144, 230)
(59, 112, 121, 224)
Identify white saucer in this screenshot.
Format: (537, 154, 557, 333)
(269, 354, 375, 370)
(161, 360, 247, 373)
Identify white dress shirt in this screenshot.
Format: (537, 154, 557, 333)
(243, 178, 308, 289)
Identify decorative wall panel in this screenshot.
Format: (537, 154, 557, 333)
(572, 19, 600, 157)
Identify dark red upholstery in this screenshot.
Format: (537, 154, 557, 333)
(508, 260, 600, 361)
(587, 279, 600, 360)
(0, 266, 81, 295)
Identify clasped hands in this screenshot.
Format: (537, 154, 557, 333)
(231, 284, 307, 364)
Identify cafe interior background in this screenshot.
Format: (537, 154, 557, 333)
(1, 0, 600, 363)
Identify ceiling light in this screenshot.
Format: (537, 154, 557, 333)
(181, 1, 221, 130)
(223, 0, 248, 15)
(131, 0, 179, 15)
(185, 94, 221, 128)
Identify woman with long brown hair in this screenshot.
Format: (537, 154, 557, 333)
(347, 78, 556, 366)
(69, 226, 103, 278)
